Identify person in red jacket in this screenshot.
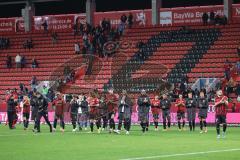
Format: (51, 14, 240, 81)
(106, 88, 118, 133)
(151, 95, 160, 131)
(52, 93, 65, 132)
(87, 91, 100, 133)
(214, 90, 228, 139)
(22, 96, 30, 130)
(175, 94, 186, 131)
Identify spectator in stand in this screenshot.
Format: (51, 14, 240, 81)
(118, 22, 125, 36)
(47, 88, 55, 102)
(6, 54, 11, 68)
(21, 56, 26, 68)
(41, 85, 48, 97)
(237, 46, 240, 57)
(121, 14, 127, 25)
(15, 54, 22, 68)
(42, 20, 48, 33)
(0, 37, 10, 49)
(202, 12, 209, 25)
(224, 59, 231, 81)
(51, 32, 58, 44)
(32, 58, 38, 68)
(236, 83, 240, 96)
(30, 76, 37, 90)
(23, 38, 33, 50)
(106, 18, 111, 32)
(209, 11, 215, 24)
(236, 61, 240, 75)
(74, 43, 80, 54)
(101, 18, 107, 31)
(73, 23, 78, 37)
(79, 23, 84, 35)
(128, 13, 133, 28)
(83, 33, 89, 48)
(227, 77, 236, 96)
(214, 15, 221, 25)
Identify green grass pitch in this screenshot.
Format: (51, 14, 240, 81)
(0, 124, 240, 160)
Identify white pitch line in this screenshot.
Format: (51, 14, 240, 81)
(119, 148, 240, 160)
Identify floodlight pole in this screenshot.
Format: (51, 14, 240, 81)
(152, 0, 162, 25)
(223, 0, 232, 22)
(86, 0, 96, 26)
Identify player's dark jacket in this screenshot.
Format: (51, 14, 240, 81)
(198, 98, 208, 109)
(7, 97, 17, 112)
(37, 95, 48, 113)
(160, 99, 171, 110)
(118, 95, 133, 118)
(69, 100, 79, 115)
(30, 95, 38, 119)
(186, 98, 197, 108)
(80, 98, 89, 114)
(137, 95, 151, 114)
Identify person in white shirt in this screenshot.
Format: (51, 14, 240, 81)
(74, 43, 80, 54)
(15, 54, 22, 68)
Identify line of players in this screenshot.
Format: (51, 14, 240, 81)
(6, 88, 228, 138)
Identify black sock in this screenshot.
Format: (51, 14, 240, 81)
(72, 122, 76, 129)
(182, 121, 185, 128)
(167, 121, 171, 128)
(90, 122, 94, 132)
(200, 120, 203, 130)
(23, 120, 26, 128)
(223, 123, 227, 132)
(189, 122, 192, 131)
(154, 122, 158, 128)
(26, 120, 29, 128)
(142, 123, 146, 133)
(192, 120, 195, 131)
(53, 119, 57, 128)
(203, 121, 207, 128)
(96, 120, 101, 129)
(216, 123, 220, 135)
(118, 122, 122, 130)
(61, 121, 65, 129)
(126, 121, 131, 131)
(110, 119, 115, 130)
(163, 121, 166, 129)
(178, 121, 181, 129)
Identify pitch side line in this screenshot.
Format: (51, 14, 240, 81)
(119, 148, 240, 160)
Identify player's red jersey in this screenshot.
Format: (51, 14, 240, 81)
(88, 97, 99, 114)
(52, 98, 65, 116)
(23, 99, 30, 113)
(176, 99, 186, 112)
(215, 96, 228, 116)
(151, 99, 160, 114)
(106, 93, 118, 112)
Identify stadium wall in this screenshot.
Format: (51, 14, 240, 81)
(0, 4, 239, 33)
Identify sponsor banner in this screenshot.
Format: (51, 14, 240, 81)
(160, 4, 240, 25)
(0, 111, 239, 124)
(33, 14, 74, 31)
(233, 5, 240, 18)
(0, 18, 15, 32)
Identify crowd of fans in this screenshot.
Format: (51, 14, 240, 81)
(72, 13, 133, 58)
